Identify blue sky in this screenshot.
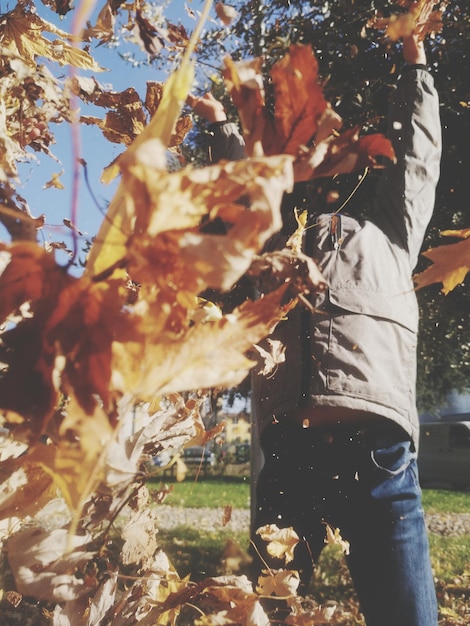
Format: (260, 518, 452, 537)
(13, 0, 216, 267)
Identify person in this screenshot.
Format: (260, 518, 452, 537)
(191, 33, 441, 626)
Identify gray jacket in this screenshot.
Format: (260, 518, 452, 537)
(210, 67, 441, 447)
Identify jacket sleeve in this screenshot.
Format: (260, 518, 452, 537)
(374, 66, 441, 269)
(207, 121, 246, 163)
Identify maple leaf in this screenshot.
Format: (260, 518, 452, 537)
(324, 522, 350, 555)
(81, 1, 116, 43)
(223, 44, 394, 180)
(269, 44, 333, 155)
(367, 0, 445, 41)
(0, 455, 55, 521)
(0, 2, 103, 70)
(121, 507, 160, 567)
(215, 3, 238, 25)
(135, 10, 166, 56)
(256, 569, 300, 598)
(413, 228, 470, 294)
(256, 524, 301, 564)
(294, 126, 396, 182)
(112, 287, 297, 401)
(253, 338, 286, 378)
(7, 526, 96, 601)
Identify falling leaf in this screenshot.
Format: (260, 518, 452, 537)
(414, 229, 470, 294)
(7, 526, 96, 601)
(134, 10, 166, 55)
(223, 44, 394, 180)
(0, 3, 103, 70)
(121, 507, 160, 567)
(324, 522, 350, 555)
(222, 504, 233, 526)
(215, 3, 238, 25)
(256, 569, 300, 597)
(253, 338, 286, 378)
(256, 524, 301, 564)
(44, 171, 65, 190)
(367, 0, 445, 41)
(286, 209, 308, 254)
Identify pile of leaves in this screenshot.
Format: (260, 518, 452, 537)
(0, 1, 468, 624)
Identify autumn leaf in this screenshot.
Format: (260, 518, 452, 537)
(80, 87, 147, 146)
(223, 44, 394, 180)
(256, 569, 301, 598)
(256, 524, 301, 564)
(367, 0, 445, 41)
(135, 10, 166, 56)
(0, 455, 56, 521)
(7, 526, 97, 602)
(269, 44, 333, 155)
(414, 228, 470, 294)
(215, 3, 238, 25)
(294, 126, 396, 182)
(81, 1, 116, 42)
(121, 507, 160, 567)
(222, 56, 266, 157)
(0, 2, 103, 70)
(253, 338, 286, 378)
(0, 51, 71, 182)
(44, 171, 65, 190)
(112, 287, 298, 401)
(324, 522, 350, 555)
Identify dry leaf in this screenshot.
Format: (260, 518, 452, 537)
(121, 507, 160, 566)
(215, 3, 238, 25)
(414, 228, 470, 294)
(223, 44, 394, 180)
(7, 526, 96, 601)
(0, 3, 103, 70)
(256, 524, 301, 564)
(253, 338, 286, 378)
(256, 569, 300, 597)
(324, 522, 350, 555)
(367, 0, 445, 41)
(222, 504, 233, 526)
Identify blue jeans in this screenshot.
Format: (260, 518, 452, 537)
(251, 420, 438, 626)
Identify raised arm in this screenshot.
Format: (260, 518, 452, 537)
(188, 92, 246, 163)
(374, 33, 441, 268)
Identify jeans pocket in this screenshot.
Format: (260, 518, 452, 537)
(370, 440, 417, 477)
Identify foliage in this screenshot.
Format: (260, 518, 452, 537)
(0, 0, 468, 624)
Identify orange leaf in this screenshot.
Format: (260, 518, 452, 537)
(269, 44, 330, 155)
(223, 44, 394, 179)
(414, 230, 470, 294)
(368, 0, 444, 41)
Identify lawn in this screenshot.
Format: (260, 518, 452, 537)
(152, 480, 470, 625)
(157, 475, 251, 509)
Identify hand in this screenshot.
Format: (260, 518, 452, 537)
(402, 33, 427, 65)
(187, 92, 227, 123)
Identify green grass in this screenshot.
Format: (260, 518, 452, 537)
(151, 476, 251, 509)
(421, 488, 470, 514)
(151, 478, 470, 514)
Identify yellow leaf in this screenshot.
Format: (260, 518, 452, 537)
(111, 287, 295, 401)
(256, 569, 300, 597)
(414, 231, 470, 294)
(256, 523, 301, 564)
(43, 171, 64, 190)
(323, 522, 350, 555)
(0, 3, 103, 70)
